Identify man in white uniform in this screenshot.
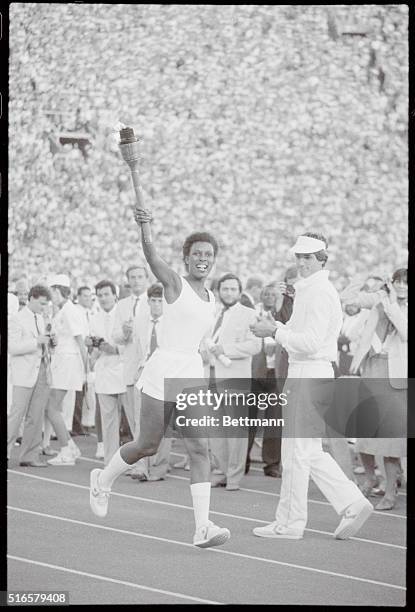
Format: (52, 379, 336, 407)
(250, 233, 373, 540)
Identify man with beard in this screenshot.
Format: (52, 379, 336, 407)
(205, 273, 261, 490)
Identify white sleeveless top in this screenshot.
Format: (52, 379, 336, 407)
(137, 276, 215, 401)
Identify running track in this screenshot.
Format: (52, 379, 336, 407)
(7, 437, 406, 605)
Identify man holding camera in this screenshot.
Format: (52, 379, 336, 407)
(88, 280, 127, 465)
(8, 285, 55, 467)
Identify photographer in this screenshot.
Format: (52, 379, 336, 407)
(8, 285, 54, 467)
(350, 269, 407, 510)
(88, 280, 127, 465)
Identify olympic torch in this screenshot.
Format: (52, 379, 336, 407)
(118, 126, 152, 242)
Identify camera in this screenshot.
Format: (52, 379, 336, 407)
(45, 323, 58, 348)
(284, 285, 295, 298)
(90, 336, 105, 348)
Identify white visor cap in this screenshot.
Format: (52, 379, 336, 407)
(290, 235, 326, 254)
(48, 274, 71, 288)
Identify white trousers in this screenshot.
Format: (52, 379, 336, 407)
(275, 361, 363, 533)
(98, 393, 126, 465)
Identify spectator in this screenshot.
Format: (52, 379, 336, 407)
(130, 282, 171, 481)
(112, 264, 150, 440)
(46, 275, 86, 466)
(71, 285, 94, 436)
(350, 268, 407, 510)
(205, 273, 261, 490)
(240, 276, 264, 310)
(8, 285, 53, 467)
(88, 280, 128, 465)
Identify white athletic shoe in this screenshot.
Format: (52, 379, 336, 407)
(193, 520, 230, 548)
(47, 451, 75, 466)
(69, 443, 81, 460)
(334, 498, 373, 540)
(89, 468, 110, 517)
(253, 521, 303, 539)
(173, 458, 190, 470)
(95, 443, 104, 459)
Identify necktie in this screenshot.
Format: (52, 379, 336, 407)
(212, 306, 228, 338)
(147, 319, 158, 360)
(133, 296, 139, 317)
(35, 314, 49, 363)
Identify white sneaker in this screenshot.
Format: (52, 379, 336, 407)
(193, 520, 230, 548)
(95, 443, 104, 459)
(334, 498, 373, 540)
(69, 443, 81, 459)
(89, 468, 110, 517)
(173, 458, 190, 470)
(253, 521, 303, 539)
(47, 451, 75, 466)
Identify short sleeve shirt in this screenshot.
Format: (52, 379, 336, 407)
(53, 300, 84, 355)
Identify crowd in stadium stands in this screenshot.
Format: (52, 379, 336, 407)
(9, 4, 407, 291)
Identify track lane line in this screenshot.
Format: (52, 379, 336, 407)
(7, 554, 223, 604)
(7, 470, 405, 550)
(8, 507, 405, 592)
(169, 451, 408, 498)
(77, 457, 408, 519)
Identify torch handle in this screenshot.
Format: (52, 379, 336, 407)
(130, 168, 152, 242)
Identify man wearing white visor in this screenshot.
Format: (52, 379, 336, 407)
(250, 232, 373, 540)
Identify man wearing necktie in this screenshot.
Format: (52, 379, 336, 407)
(112, 264, 150, 440)
(8, 285, 54, 467)
(204, 273, 261, 490)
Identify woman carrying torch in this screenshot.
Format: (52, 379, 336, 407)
(89, 127, 230, 548)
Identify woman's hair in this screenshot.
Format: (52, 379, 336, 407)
(392, 268, 407, 284)
(182, 232, 219, 260)
(52, 285, 71, 299)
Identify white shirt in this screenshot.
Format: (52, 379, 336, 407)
(275, 270, 342, 363)
(144, 315, 163, 360)
(90, 305, 126, 395)
(76, 304, 93, 337)
(52, 300, 85, 355)
(8, 292, 19, 318)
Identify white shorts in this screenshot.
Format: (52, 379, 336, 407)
(50, 353, 84, 391)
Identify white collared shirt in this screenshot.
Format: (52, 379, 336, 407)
(90, 305, 126, 395)
(76, 304, 93, 336)
(275, 269, 342, 362)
